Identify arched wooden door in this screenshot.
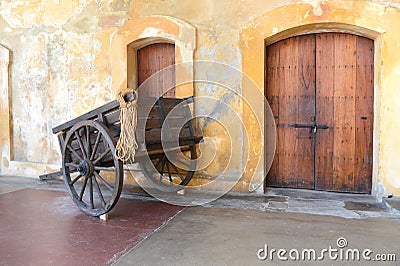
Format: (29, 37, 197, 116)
(137, 43, 175, 97)
(265, 33, 374, 193)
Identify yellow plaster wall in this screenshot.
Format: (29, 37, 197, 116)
(0, 0, 399, 197)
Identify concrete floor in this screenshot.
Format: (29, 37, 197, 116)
(117, 207, 400, 266)
(1, 175, 400, 265)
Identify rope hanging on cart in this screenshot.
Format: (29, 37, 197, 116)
(115, 88, 138, 162)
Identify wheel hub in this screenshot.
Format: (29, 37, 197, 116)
(77, 160, 93, 177)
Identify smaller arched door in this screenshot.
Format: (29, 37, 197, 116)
(137, 43, 175, 98)
(266, 33, 374, 193)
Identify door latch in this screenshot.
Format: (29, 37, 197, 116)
(288, 124, 329, 133)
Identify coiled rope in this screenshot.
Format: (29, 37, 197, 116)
(115, 88, 138, 162)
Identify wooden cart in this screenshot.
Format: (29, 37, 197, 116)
(49, 92, 202, 216)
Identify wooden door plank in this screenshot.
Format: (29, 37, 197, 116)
(295, 35, 315, 189)
(266, 41, 280, 186)
(332, 33, 357, 192)
(315, 33, 335, 191)
(280, 37, 298, 187)
(354, 36, 374, 193)
(281, 37, 297, 187)
(278, 38, 291, 186)
(163, 44, 176, 98)
(267, 38, 290, 187)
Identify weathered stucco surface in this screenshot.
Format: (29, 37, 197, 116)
(0, 0, 400, 197)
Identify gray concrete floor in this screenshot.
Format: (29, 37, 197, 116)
(116, 207, 400, 266)
(1, 175, 400, 265)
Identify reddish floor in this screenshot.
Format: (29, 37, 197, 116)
(0, 188, 183, 265)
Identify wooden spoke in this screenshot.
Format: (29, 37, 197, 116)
(93, 148, 111, 165)
(69, 174, 83, 186)
(89, 176, 94, 209)
(160, 156, 167, 173)
(165, 161, 173, 183)
(93, 176, 106, 207)
(79, 175, 89, 201)
(74, 131, 87, 159)
(159, 156, 166, 182)
(67, 144, 84, 162)
(90, 131, 101, 161)
(85, 126, 91, 158)
(93, 171, 113, 192)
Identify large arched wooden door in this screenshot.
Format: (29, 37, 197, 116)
(137, 43, 175, 97)
(266, 33, 374, 193)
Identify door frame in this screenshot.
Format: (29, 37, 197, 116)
(263, 23, 382, 195)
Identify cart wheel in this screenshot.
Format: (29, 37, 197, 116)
(62, 120, 123, 216)
(139, 144, 197, 191)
